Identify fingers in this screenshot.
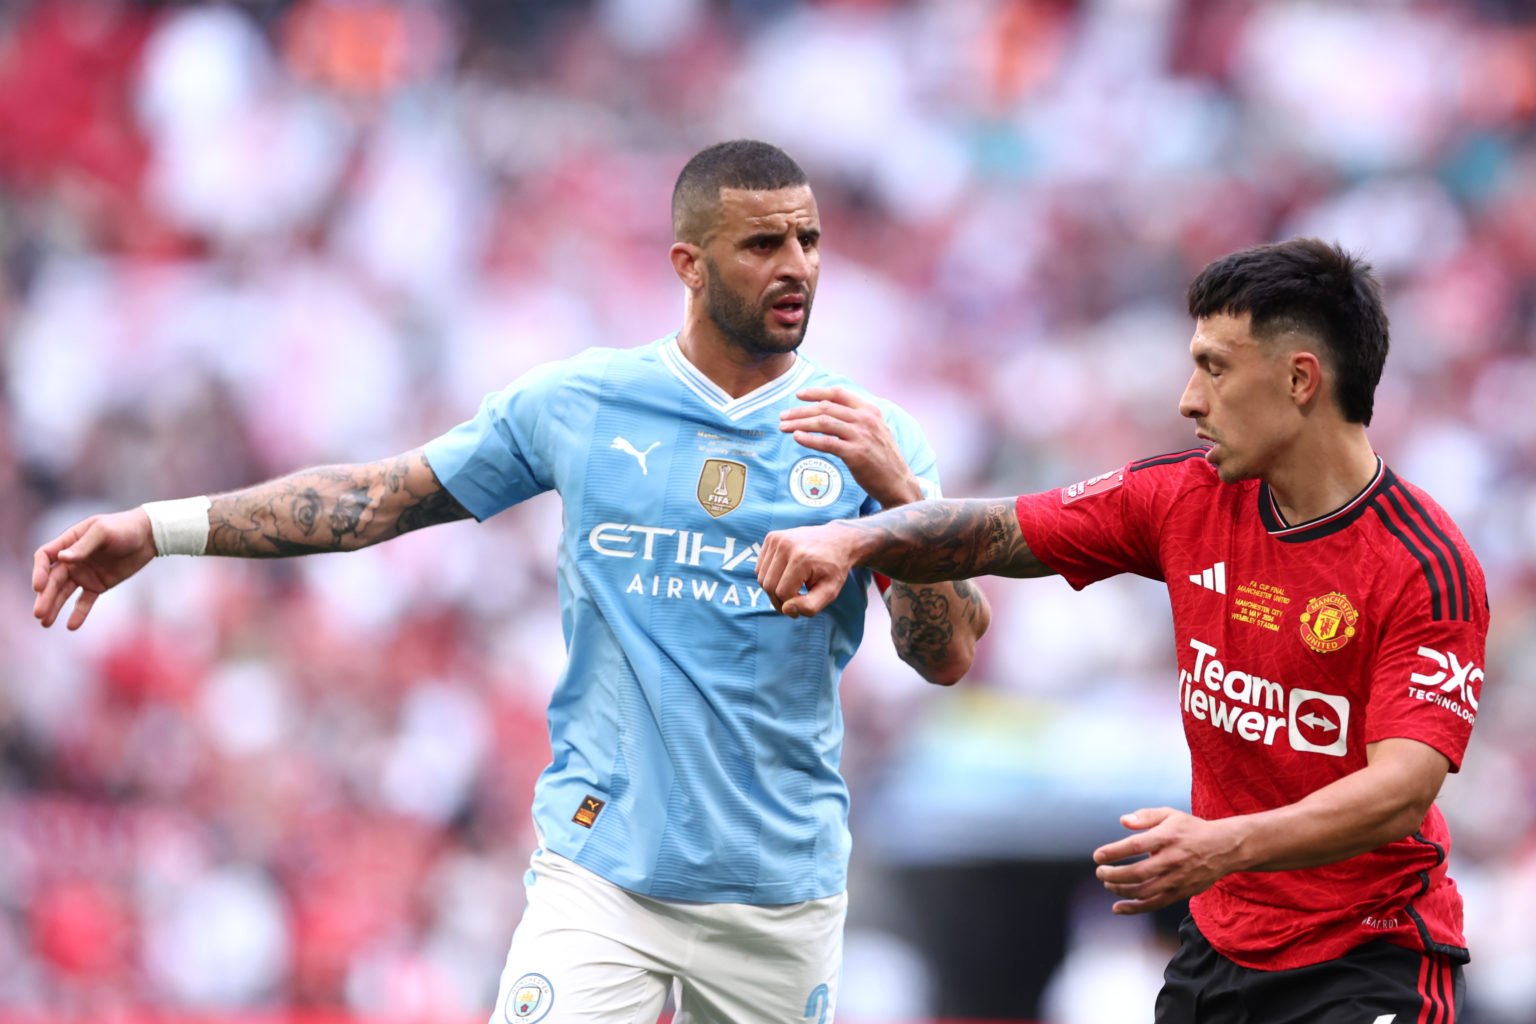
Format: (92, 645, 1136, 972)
(756, 531, 845, 618)
(32, 520, 90, 592)
(780, 407, 863, 445)
(33, 563, 78, 628)
(1096, 858, 1157, 887)
(756, 535, 787, 601)
(59, 519, 109, 562)
(793, 386, 867, 410)
(1120, 806, 1176, 830)
(782, 578, 841, 619)
(1093, 821, 1163, 865)
(1111, 895, 1174, 915)
(781, 388, 878, 443)
(67, 589, 101, 631)
(756, 537, 806, 613)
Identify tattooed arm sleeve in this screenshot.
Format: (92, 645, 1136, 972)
(853, 498, 1054, 583)
(205, 449, 472, 557)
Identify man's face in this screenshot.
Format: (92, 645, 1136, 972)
(1178, 312, 1304, 483)
(699, 186, 820, 357)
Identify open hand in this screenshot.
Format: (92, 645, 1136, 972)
(32, 510, 157, 630)
(1092, 807, 1240, 914)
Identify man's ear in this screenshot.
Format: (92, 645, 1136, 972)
(1289, 350, 1323, 408)
(670, 242, 704, 291)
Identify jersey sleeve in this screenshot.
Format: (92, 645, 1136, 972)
(1014, 453, 1205, 589)
(421, 360, 571, 521)
(1365, 568, 1489, 772)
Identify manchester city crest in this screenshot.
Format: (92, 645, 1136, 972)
(790, 457, 843, 508)
(505, 973, 554, 1023)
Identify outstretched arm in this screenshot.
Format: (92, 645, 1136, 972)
(205, 449, 469, 556)
(32, 449, 469, 630)
(756, 498, 1054, 619)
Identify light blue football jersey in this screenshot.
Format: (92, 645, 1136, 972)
(423, 333, 940, 904)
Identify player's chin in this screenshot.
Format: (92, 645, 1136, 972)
(1208, 451, 1251, 484)
(760, 325, 807, 353)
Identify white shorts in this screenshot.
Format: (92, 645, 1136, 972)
(490, 849, 846, 1024)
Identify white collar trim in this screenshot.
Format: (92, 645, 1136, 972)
(660, 337, 814, 421)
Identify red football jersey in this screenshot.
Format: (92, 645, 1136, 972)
(1015, 450, 1488, 970)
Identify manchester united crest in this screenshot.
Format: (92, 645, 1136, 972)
(1299, 592, 1359, 653)
(697, 458, 747, 518)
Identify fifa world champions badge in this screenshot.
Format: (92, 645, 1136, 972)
(1299, 592, 1359, 653)
(696, 458, 747, 518)
(506, 973, 554, 1023)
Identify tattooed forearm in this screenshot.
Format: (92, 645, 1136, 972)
(889, 584, 955, 655)
(886, 576, 990, 685)
(849, 498, 1050, 582)
(206, 450, 471, 557)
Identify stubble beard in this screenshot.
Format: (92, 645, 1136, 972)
(704, 262, 812, 359)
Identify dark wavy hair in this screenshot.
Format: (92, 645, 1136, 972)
(1187, 238, 1390, 425)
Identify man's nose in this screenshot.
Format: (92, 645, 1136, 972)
(1178, 372, 1205, 419)
(778, 242, 812, 282)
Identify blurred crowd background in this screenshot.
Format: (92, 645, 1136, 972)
(1, 0, 1534, 1021)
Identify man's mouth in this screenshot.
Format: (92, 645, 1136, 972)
(769, 293, 806, 326)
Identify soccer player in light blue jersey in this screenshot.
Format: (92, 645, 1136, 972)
(32, 140, 991, 1023)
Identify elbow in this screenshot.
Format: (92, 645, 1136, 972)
(905, 639, 978, 687)
(1387, 792, 1438, 844)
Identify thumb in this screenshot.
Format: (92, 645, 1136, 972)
(783, 578, 841, 618)
(60, 520, 110, 562)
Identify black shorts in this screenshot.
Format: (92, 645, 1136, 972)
(1154, 915, 1463, 1024)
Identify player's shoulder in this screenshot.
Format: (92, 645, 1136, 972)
(507, 338, 668, 395)
(1368, 467, 1487, 623)
(1121, 448, 1233, 499)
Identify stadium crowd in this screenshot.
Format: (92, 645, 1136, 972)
(1, 0, 1533, 1021)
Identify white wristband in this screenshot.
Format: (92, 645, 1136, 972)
(142, 496, 212, 556)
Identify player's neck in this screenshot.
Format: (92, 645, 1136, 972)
(1263, 425, 1378, 525)
(675, 324, 797, 399)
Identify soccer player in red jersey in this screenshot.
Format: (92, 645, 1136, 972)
(756, 238, 1488, 1022)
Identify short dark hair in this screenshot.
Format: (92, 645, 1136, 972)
(671, 140, 808, 243)
(1187, 238, 1390, 425)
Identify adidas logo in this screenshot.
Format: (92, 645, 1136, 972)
(1189, 562, 1227, 594)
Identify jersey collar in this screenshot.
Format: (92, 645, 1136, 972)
(1258, 456, 1391, 542)
(659, 335, 816, 422)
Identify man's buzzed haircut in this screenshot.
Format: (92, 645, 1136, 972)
(672, 140, 808, 244)
(1187, 237, 1390, 426)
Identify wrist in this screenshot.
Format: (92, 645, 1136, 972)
(879, 475, 924, 509)
(1218, 813, 1264, 874)
(141, 496, 212, 556)
(840, 518, 886, 571)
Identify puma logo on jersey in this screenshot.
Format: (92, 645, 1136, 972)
(611, 436, 662, 474)
(572, 794, 606, 828)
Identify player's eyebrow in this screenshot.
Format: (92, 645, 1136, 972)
(740, 229, 789, 248)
